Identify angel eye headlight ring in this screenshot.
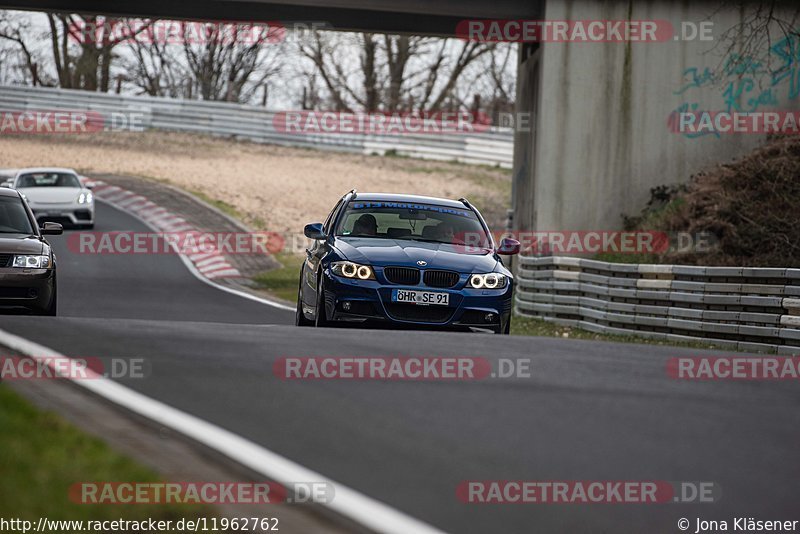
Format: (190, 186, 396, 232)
(341, 262, 357, 277)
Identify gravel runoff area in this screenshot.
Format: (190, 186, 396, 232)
(0, 131, 512, 234)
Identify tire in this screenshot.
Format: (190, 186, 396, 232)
(314, 273, 330, 327)
(37, 276, 57, 316)
(295, 266, 313, 327)
(495, 315, 510, 335)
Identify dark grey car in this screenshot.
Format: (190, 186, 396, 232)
(0, 187, 62, 315)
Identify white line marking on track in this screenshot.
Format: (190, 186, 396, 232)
(199, 264, 233, 275)
(0, 328, 447, 534)
(205, 269, 241, 278)
(102, 190, 135, 203)
(189, 252, 217, 262)
(199, 263, 233, 274)
(116, 195, 147, 208)
(196, 256, 227, 268)
(138, 207, 167, 218)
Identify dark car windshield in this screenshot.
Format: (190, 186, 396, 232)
(0, 196, 35, 234)
(335, 200, 491, 248)
(16, 172, 81, 188)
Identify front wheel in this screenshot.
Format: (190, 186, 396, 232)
(36, 276, 57, 316)
(314, 274, 330, 327)
(295, 266, 313, 327)
(495, 315, 510, 335)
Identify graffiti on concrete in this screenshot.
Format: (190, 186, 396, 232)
(672, 32, 800, 137)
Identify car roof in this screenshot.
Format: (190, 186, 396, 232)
(0, 187, 22, 198)
(14, 167, 79, 176)
(350, 193, 468, 209)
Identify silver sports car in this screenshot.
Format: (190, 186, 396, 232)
(3, 167, 95, 229)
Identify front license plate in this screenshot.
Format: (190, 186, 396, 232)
(392, 289, 449, 306)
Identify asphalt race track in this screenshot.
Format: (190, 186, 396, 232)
(1, 201, 799, 533)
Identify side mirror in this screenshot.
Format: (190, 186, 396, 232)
(41, 222, 63, 236)
(304, 222, 326, 240)
(1, 181, 12, 188)
(497, 237, 520, 255)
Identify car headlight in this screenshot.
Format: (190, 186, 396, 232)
(331, 261, 375, 280)
(468, 273, 507, 289)
(77, 191, 93, 204)
(12, 255, 50, 269)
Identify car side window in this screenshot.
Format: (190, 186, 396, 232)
(323, 198, 345, 235)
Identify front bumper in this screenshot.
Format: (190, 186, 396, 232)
(0, 268, 56, 312)
(29, 202, 94, 226)
(321, 269, 513, 331)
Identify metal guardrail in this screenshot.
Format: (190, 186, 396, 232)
(516, 256, 800, 354)
(0, 85, 514, 168)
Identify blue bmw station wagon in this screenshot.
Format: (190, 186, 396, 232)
(296, 191, 520, 334)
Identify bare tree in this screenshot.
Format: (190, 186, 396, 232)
(123, 37, 188, 97)
(707, 1, 800, 83)
(179, 22, 283, 102)
(44, 14, 153, 91)
(457, 43, 516, 121)
(0, 12, 54, 86)
(296, 31, 356, 110)
(1, 10, 516, 112)
(295, 30, 506, 114)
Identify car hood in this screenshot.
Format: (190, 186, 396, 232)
(0, 234, 45, 254)
(334, 237, 499, 273)
(19, 187, 80, 203)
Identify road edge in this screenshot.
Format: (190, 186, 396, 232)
(0, 327, 447, 534)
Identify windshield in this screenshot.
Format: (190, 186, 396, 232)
(335, 201, 491, 247)
(16, 172, 81, 188)
(0, 196, 34, 234)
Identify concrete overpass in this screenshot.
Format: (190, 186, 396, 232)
(0, 0, 541, 35)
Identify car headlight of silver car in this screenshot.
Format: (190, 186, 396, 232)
(12, 255, 50, 268)
(468, 272, 508, 289)
(77, 191, 93, 204)
(331, 261, 375, 280)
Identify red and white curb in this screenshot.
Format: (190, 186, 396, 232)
(90, 181, 242, 280)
